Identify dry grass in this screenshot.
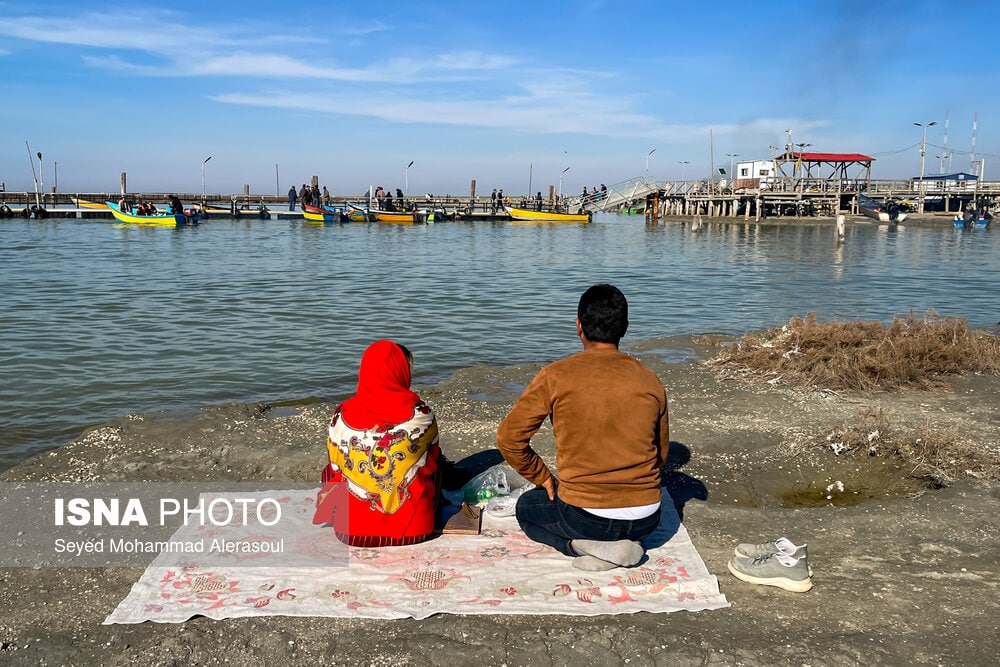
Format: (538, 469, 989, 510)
(816, 407, 1000, 485)
(708, 312, 1000, 392)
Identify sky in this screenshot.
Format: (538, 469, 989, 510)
(2, 0, 999, 198)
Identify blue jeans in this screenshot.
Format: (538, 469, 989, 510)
(514, 488, 660, 557)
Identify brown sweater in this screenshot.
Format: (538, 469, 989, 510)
(496, 347, 669, 509)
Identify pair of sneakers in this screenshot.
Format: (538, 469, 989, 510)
(727, 537, 813, 592)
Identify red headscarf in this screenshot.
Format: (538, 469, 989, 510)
(338, 340, 421, 430)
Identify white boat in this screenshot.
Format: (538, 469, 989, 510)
(858, 194, 907, 223)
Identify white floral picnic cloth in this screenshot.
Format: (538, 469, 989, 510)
(104, 488, 729, 623)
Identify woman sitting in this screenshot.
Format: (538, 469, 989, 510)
(313, 340, 442, 547)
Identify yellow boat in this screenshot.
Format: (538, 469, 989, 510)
(72, 197, 109, 209)
(303, 209, 344, 223)
(106, 201, 199, 226)
(506, 206, 591, 223)
(374, 210, 417, 224)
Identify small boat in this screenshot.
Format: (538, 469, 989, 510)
(345, 201, 420, 223)
(303, 209, 345, 224)
(858, 194, 907, 224)
(106, 201, 199, 226)
(71, 197, 108, 210)
(953, 211, 993, 228)
(506, 206, 591, 223)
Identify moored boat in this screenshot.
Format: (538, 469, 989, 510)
(106, 201, 199, 226)
(345, 201, 420, 223)
(858, 194, 907, 224)
(71, 197, 108, 210)
(953, 212, 993, 228)
(303, 209, 345, 224)
(506, 206, 591, 223)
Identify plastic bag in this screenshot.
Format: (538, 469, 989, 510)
(484, 483, 534, 517)
(445, 463, 535, 514)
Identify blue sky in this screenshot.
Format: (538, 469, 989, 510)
(2, 0, 998, 197)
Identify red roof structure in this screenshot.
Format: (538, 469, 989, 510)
(773, 151, 874, 189)
(793, 152, 874, 162)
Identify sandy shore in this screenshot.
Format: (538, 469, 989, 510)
(1, 337, 998, 665)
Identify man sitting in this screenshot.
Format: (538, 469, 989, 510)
(496, 284, 669, 571)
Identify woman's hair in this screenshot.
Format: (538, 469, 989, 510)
(577, 284, 628, 344)
(396, 343, 413, 363)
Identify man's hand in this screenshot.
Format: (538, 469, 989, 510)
(542, 476, 557, 501)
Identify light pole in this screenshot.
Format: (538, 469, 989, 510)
(275, 164, 279, 197)
(646, 148, 656, 177)
(914, 121, 937, 213)
(794, 143, 812, 183)
(201, 156, 212, 204)
(54, 161, 58, 192)
(405, 160, 414, 196)
(558, 166, 570, 197)
(725, 153, 739, 183)
(37, 152, 44, 196)
(677, 161, 690, 180)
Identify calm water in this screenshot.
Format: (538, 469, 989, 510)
(1, 214, 997, 470)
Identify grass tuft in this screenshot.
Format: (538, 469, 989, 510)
(817, 407, 1000, 484)
(708, 311, 1000, 392)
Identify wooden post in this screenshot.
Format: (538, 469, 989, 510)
(120, 172, 127, 195)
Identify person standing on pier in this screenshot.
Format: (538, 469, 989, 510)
(287, 185, 297, 211)
(535, 191, 543, 211)
(299, 184, 309, 209)
(322, 186, 330, 206)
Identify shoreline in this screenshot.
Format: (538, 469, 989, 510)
(1, 342, 998, 664)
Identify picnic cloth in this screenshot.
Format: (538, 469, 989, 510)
(104, 488, 729, 623)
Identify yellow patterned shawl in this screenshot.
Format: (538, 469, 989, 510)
(326, 402, 438, 514)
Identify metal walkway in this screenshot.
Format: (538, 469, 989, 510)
(569, 177, 662, 213)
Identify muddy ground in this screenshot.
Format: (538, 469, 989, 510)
(1, 337, 998, 666)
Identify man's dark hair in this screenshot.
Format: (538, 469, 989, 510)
(577, 284, 628, 344)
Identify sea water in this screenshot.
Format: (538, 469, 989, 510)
(1, 214, 997, 470)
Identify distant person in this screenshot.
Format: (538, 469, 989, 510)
(169, 195, 184, 215)
(491, 188, 498, 214)
(287, 186, 297, 211)
(311, 184, 321, 208)
(299, 184, 309, 210)
(535, 191, 543, 211)
(322, 186, 330, 206)
(887, 199, 900, 224)
(496, 284, 669, 571)
(396, 188, 404, 210)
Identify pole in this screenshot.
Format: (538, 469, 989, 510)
(37, 152, 44, 200)
(54, 161, 58, 192)
(528, 163, 533, 199)
(405, 160, 414, 196)
(26, 142, 41, 209)
(678, 161, 689, 180)
(709, 129, 715, 195)
(646, 148, 656, 178)
(275, 164, 279, 197)
(914, 121, 937, 214)
(559, 166, 570, 197)
(202, 156, 212, 204)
